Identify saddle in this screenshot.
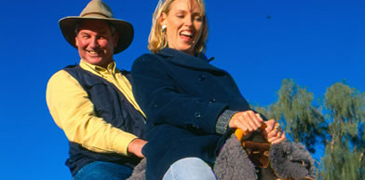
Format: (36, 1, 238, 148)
(234, 126, 315, 180)
(235, 127, 271, 168)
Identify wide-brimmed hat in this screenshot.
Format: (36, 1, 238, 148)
(59, 0, 134, 54)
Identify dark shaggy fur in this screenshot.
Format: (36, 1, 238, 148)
(126, 158, 146, 180)
(127, 136, 316, 180)
(269, 141, 316, 179)
(213, 136, 258, 180)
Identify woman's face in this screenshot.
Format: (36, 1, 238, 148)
(161, 0, 203, 55)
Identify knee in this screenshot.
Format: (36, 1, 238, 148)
(163, 157, 216, 180)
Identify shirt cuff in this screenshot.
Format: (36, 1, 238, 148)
(111, 132, 138, 155)
(216, 110, 238, 134)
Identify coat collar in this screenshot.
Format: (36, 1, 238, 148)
(157, 48, 225, 73)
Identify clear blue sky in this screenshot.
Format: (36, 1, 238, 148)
(1, 0, 364, 179)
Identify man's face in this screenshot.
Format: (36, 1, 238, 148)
(75, 20, 118, 68)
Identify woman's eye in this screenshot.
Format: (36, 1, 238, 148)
(195, 16, 202, 21)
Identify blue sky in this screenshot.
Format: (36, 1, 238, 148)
(1, 0, 364, 179)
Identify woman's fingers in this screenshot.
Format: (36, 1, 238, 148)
(262, 119, 275, 136)
(229, 110, 263, 132)
(229, 110, 287, 144)
(266, 123, 286, 144)
(269, 132, 286, 144)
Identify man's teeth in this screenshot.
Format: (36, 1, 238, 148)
(89, 51, 98, 55)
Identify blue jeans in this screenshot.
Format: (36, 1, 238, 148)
(73, 161, 133, 180)
(163, 157, 217, 180)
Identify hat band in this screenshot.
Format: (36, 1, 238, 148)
(81, 12, 111, 18)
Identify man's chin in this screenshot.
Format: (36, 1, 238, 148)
(84, 57, 103, 64)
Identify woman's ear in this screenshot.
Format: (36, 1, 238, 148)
(160, 12, 167, 26)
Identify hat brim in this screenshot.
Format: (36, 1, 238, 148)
(59, 16, 134, 54)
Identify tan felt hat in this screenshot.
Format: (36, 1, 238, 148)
(59, 0, 134, 54)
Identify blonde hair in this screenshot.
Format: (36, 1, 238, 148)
(148, 0, 208, 55)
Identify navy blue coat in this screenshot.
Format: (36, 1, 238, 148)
(131, 48, 252, 180)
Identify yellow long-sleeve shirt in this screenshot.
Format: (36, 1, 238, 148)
(46, 59, 144, 156)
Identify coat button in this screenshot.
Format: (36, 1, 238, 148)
(198, 75, 206, 81)
(194, 112, 201, 118)
(209, 98, 216, 103)
(192, 124, 199, 129)
(187, 124, 200, 130)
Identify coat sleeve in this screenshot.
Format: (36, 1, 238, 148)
(131, 54, 229, 135)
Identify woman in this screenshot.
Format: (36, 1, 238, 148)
(131, 0, 286, 179)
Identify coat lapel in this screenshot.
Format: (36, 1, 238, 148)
(158, 48, 226, 73)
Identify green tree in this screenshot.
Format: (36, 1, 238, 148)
(255, 79, 327, 153)
(320, 83, 365, 180)
(254, 79, 365, 179)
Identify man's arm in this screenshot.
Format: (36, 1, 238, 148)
(46, 70, 143, 156)
(128, 138, 147, 158)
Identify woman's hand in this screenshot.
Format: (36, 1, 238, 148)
(229, 110, 264, 138)
(230, 110, 286, 144)
(261, 119, 286, 144)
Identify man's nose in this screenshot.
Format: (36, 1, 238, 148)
(89, 37, 99, 48)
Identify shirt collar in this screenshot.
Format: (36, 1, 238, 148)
(80, 59, 118, 75)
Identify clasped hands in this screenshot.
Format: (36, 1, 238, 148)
(229, 110, 286, 144)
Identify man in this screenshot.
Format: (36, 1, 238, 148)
(46, 0, 146, 179)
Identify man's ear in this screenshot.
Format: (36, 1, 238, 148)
(113, 32, 119, 48)
(75, 36, 79, 47)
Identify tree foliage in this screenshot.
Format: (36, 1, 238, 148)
(253, 79, 365, 179)
(320, 83, 365, 180)
(255, 79, 327, 153)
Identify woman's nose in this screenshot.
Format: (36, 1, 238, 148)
(184, 17, 193, 27)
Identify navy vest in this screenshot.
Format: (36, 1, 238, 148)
(63, 65, 146, 176)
